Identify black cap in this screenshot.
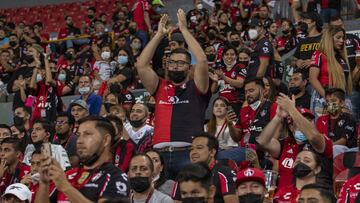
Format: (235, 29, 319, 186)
(301, 12, 323, 29)
(170, 32, 185, 43)
(118, 91, 135, 104)
(248, 18, 263, 28)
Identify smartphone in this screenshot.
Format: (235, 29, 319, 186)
(41, 143, 52, 165)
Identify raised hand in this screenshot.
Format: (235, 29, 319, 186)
(208, 72, 219, 82)
(157, 14, 171, 36)
(277, 93, 296, 113)
(177, 9, 188, 32)
(48, 159, 70, 191)
(0, 159, 8, 178)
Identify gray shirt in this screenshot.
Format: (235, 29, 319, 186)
(132, 189, 173, 203)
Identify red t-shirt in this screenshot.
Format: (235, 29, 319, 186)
(274, 184, 300, 203)
(338, 173, 360, 203)
(131, 0, 150, 31)
(217, 63, 247, 103)
(0, 163, 30, 194)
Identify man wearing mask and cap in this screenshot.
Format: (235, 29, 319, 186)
(247, 18, 274, 79)
(75, 75, 102, 115)
(35, 116, 130, 203)
(124, 103, 153, 153)
(236, 168, 267, 203)
(293, 12, 322, 73)
(136, 10, 211, 179)
(128, 154, 173, 203)
(256, 94, 333, 191)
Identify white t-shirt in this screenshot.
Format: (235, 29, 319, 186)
(205, 124, 239, 150)
(23, 143, 71, 170)
(124, 122, 153, 144)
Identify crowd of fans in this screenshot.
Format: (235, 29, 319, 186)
(0, 0, 359, 202)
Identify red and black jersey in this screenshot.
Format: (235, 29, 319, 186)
(345, 33, 360, 70)
(112, 139, 135, 173)
(338, 173, 360, 203)
(216, 62, 247, 103)
(247, 37, 274, 79)
(0, 163, 30, 194)
(153, 79, 211, 145)
(55, 163, 130, 202)
(316, 113, 358, 148)
(172, 162, 237, 202)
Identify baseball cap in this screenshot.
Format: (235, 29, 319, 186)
(152, 0, 165, 7)
(248, 18, 263, 28)
(69, 99, 89, 112)
(301, 12, 323, 29)
(118, 91, 135, 105)
(297, 108, 315, 119)
(2, 183, 32, 202)
(236, 168, 265, 187)
(170, 32, 185, 43)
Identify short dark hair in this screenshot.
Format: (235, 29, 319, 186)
(88, 6, 96, 12)
(130, 153, 154, 172)
(330, 15, 343, 22)
(33, 118, 56, 140)
(57, 112, 75, 126)
(79, 75, 93, 83)
(0, 124, 12, 135)
(176, 163, 212, 191)
(222, 45, 238, 59)
(325, 88, 346, 101)
(106, 115, 123, 136)
(171, 48, 192, 64)
(192, 132, 219, 153)
(300, 184, 336, 203)
(229, 31, 240, 38)
(244, 77, 265, 88)
(31, 148, 42, 158)
(293, 69, 307, 81)
(78, 116, 116, 142)
(1, 137, 21, 152)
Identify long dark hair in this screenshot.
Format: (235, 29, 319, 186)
(145, 149, 169, 189)
(205, 97, 229, 136)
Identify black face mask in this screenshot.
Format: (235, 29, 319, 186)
(207, 54, 216, 62)
(13, 115, 25, 126)
(299, 22, 308, 34)
(231, 40, 240, 48)
(129, 118, 145, 128)
(24, 54, 34, 64)
(293, 162, 313, 178)
(64, 52, 74, 60)
(208, 32, 216, 41)
(9, 41, 17, 47)
(282, 29, 290, 35)
(182, 197, 206, 203)
(129, 28, 137, 35)
(289, 86, 302, 96)
(129, 177, 151, 193)
(238, 193, 264, 203)
(88, 15, 94, 19)
(168, 70, 187, 83)
(56, 132, 69, 140)
(239, 60, 249, 67)
(147, 103, 155, 113)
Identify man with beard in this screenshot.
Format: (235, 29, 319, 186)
(247, 18, 274, 79)
(136, 10, 210, 179)
(128, 154, 173, 203)
(235, 168, 267, 203)
(22, 118, 70, 170)
(124, 103, 153, 153)
(35, 116, 130, 203)
(288, 69, 310, 109)
(53, 112, 79, 167)
(0, 137, 30, 194)
(236, 78, 277, 146)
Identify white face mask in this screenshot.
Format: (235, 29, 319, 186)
(225, 60, 237, 68)
(57, 73, 66, 82)
(248, 29, 259, 40)
(78, 86, 90, 95)
(101, 51, 111, 60)
(196, 3, 203, 10)
(36, 74, 42, 83)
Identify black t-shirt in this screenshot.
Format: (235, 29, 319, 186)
(328, 113, 358, 148)
(294, 35, 322, 61)
(295, 91, 311, 109)
(345, 33, 360, 71)
(247, 37, 274, 79)
(53, 134, 78, 157)
(114, 66, 133, 89)
(7, 66, 33, 110)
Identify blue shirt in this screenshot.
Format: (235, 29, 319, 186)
(81, 93, 102, 115)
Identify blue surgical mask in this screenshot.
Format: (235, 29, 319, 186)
(294, 130, 307, 143)
(36, 74, 43, 83)
(117, 56, 128, 65)
(57, 73, 66, 82)
(155, 7, 162, 13)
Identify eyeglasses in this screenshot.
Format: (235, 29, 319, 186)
(168, 60, 189, 68)
(55, 120, 68, 125)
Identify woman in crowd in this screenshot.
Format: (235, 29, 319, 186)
(309, 25, 352, 119)
(205, 97, 244, 164)
(263, 76, 278, 103)
(145, 149, 175, 196)
(210, 46, 247, 114)
(274, 150, 322, 203)
(129, 37, 143, 59)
